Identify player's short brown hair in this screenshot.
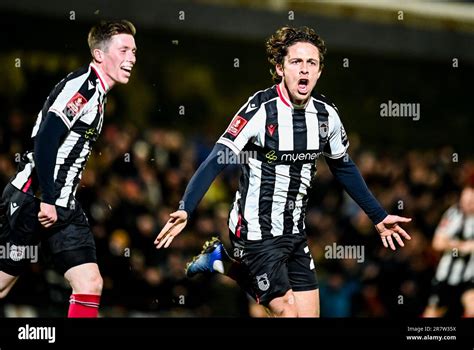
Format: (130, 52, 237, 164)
(266, 26, 326, 83)
(88, 20, 136, 53)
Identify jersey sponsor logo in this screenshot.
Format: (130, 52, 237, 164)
(265, 150, 321, 164)
(281, 151, 320, 163)
(267, 123, 277, 136)
(256, 273, 270, 291)
(65, 92, 88, 118)
(265, 150, 278, 163)
(227, 116, 248, 137)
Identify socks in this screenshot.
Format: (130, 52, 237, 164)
(68, 294, 101, 318)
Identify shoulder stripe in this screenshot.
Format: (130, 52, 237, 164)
(312, 92, 339, 113)
(237, 86, 278, 121)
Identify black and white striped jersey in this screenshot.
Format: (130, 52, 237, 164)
(218, 83, 349, 241)
(434, 206, 474, 286)
(11, 63, 108, 208)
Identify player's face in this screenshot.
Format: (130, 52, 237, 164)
(276, 42, 322, 105)
(101, 34, 137, 88)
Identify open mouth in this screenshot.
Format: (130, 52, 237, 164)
(297, 78, 309, 93)
(121, 66, 132, 74)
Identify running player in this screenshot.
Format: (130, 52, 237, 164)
(0, 20, 137, 317)
(155, 26, 411, 317)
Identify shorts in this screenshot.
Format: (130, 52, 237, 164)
(0, 183, 96, 276)
(230, 232, 318, 306)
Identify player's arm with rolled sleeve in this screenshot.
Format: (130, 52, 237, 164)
(324, 107, 411, 249)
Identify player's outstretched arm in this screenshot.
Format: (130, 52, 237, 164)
(155, 210, 188, 249)
(375, 215, 412, 250)
(326, 155, 412, 250)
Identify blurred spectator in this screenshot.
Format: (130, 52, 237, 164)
(423, 185, 474, 318)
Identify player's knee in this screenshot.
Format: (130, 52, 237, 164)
(85, 274, 103, 295)
(71, 273, 103, 295)
(269, 290, 298, 317)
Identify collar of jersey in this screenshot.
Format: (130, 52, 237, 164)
(90, 63, 109, 93)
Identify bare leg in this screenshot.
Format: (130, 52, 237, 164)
(0, 271, 19, 299)
(294, 289, 319, 317)
(64, 263, 103, 294)
(64, 263, 103, 318)
(267, 289, 298, 317)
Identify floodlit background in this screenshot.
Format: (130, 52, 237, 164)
(1, 0, 473, 317)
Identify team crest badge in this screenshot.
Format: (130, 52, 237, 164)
(10, 244, 25, 262)
(256, 273, 270, 291)
(319, 121, 328, 138)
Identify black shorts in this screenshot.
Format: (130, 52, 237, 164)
(0, 184, 96, 276)
(230, 233, 318, 306)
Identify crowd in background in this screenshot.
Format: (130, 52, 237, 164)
(0, 108, 472, 317)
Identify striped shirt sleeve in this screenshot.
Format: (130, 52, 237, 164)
(217, 97, 264, 155)
(435, 206, 462, 238)
(323, 106, 350, 159)
(48, 70, 96, 129)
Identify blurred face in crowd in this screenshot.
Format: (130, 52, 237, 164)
(460, 187, 474, 214)
(93, 34, 137, 88)
(276, 42, 322, 106)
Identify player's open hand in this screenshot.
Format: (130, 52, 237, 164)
(154, 210, 188, 249)
(375, 215, 412, 250)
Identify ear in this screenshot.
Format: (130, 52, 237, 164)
(92, 48, 104, 63)
(275, 63, 284, 78)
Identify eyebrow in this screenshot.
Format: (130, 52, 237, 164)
(119, 46, 137, 51)
(288, 57, 319, 62)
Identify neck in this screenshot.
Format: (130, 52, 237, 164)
(90, 62, 112, 92)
